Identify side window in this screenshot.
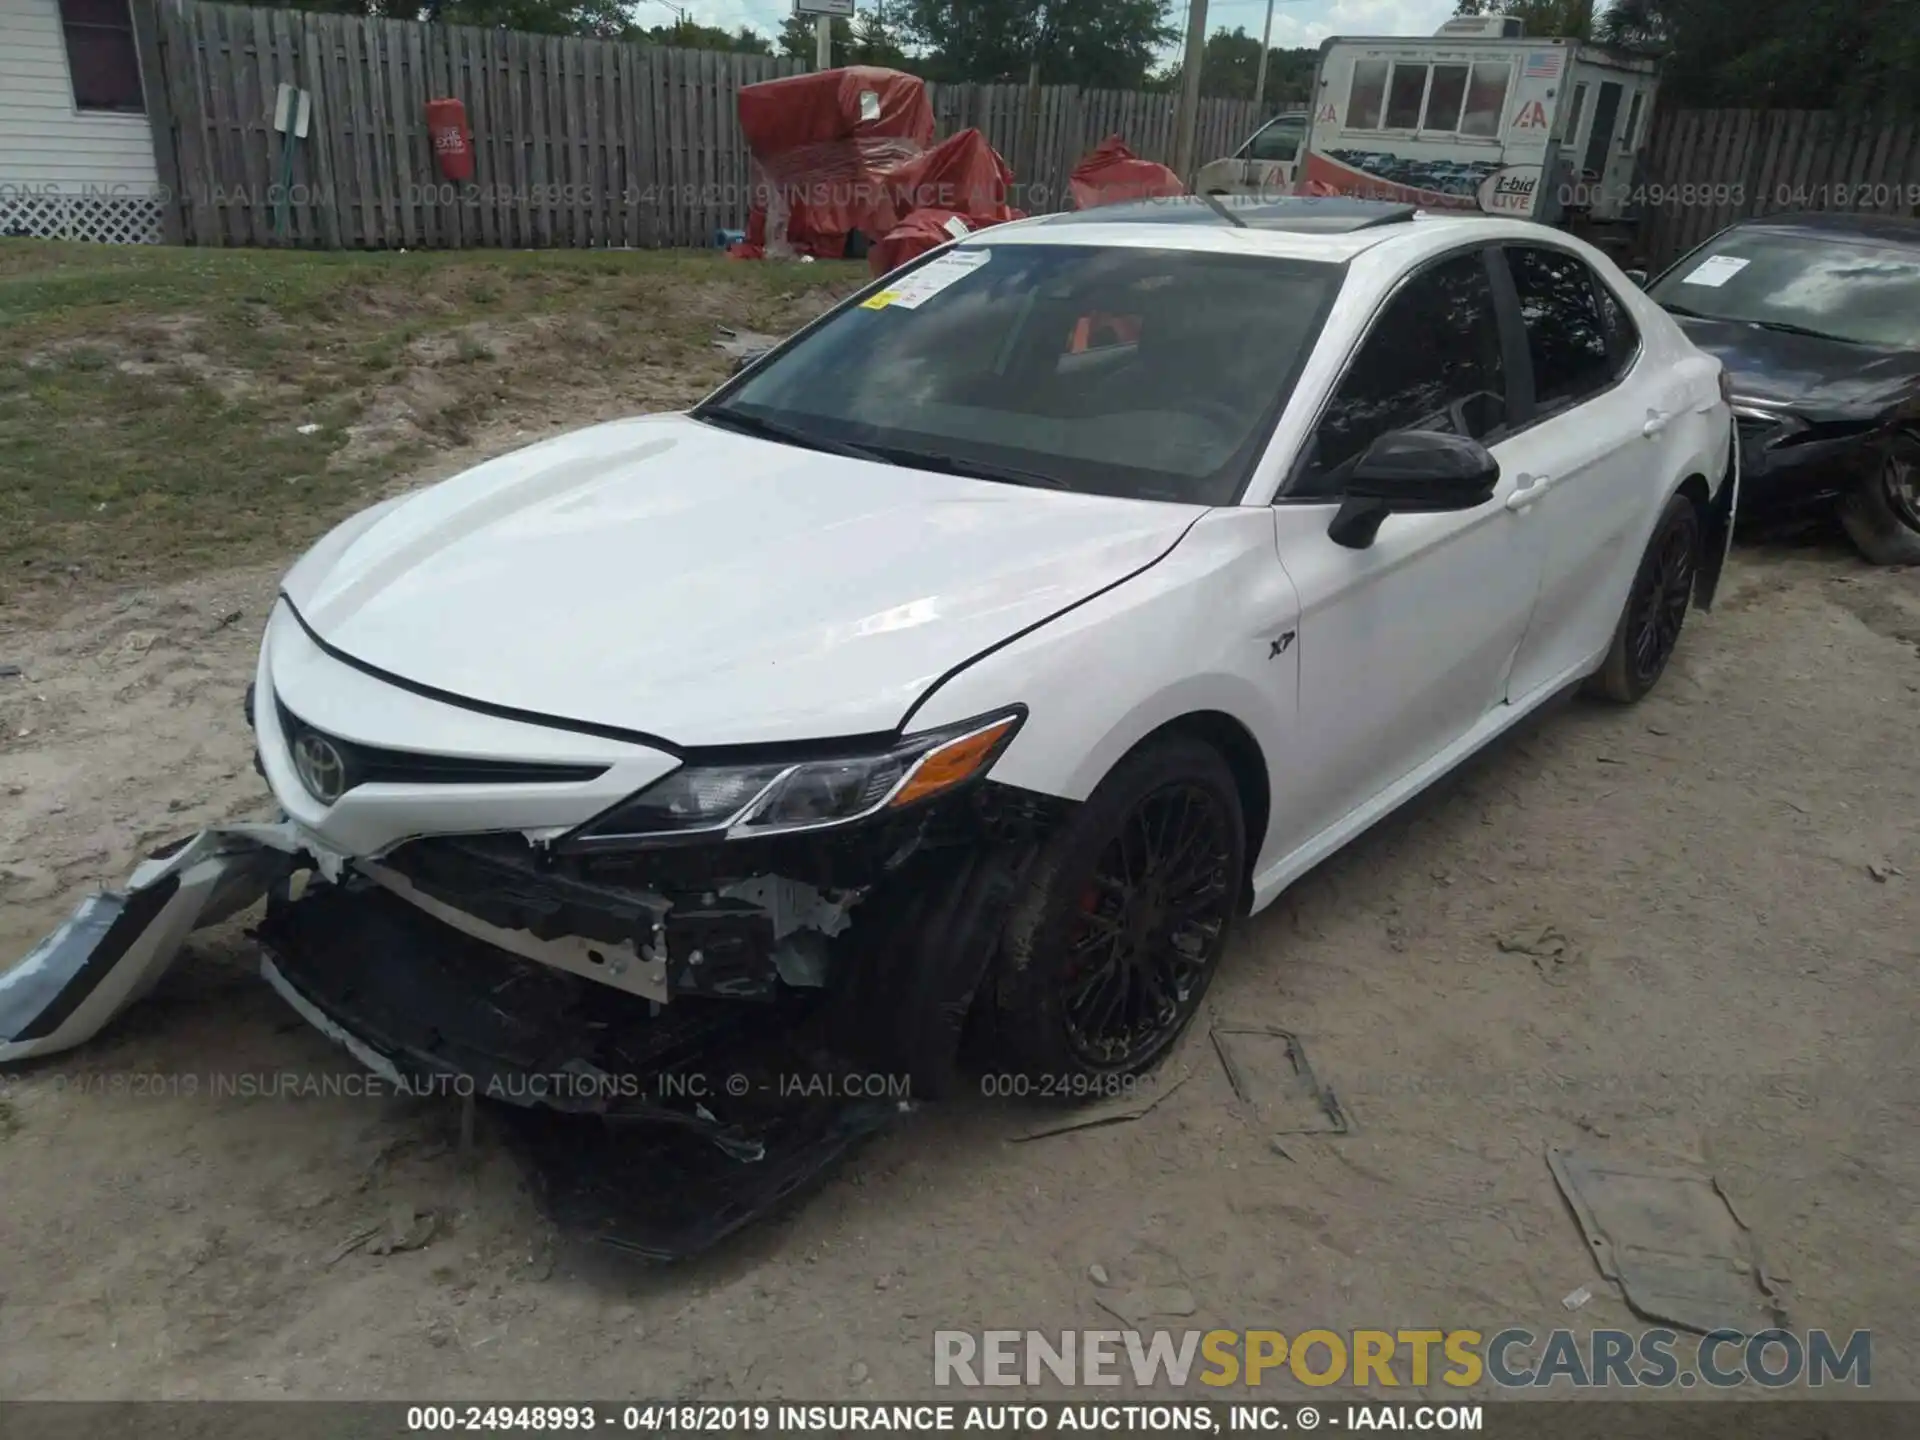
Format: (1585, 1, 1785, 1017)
(1297, 252, 1508, 495)
(1248, 117, 1305, 163)
(1505, 246, 1618, 411)
(1593, 276, 1641, 373)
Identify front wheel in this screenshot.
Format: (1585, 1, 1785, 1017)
(1585, 490, 1699, 704)
(1837, 435, 1920, 566)
(992, 736, 1245, 1081)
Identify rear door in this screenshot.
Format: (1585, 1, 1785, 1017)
(1495, 244, 1681, 701)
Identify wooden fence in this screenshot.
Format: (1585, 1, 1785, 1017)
(1636, 107, 1920, 266)
(142, 0, 1266, 249)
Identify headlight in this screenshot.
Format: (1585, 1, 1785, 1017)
(564, 710, 1023, 850)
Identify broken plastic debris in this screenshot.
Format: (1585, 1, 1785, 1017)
(296, 422, 322, 435)
(1547, 1147, 1786, 1336)
(1, 823, 300, 1064)
(1562, 1284, 1593, 1311)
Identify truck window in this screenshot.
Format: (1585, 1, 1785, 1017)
(1347, 59, 1389, 128)
(1248, 115, 1305, 162)
(1385, 63, 1427, 128)
(1461, 63, 1510, 137)
(1424, 65, 1469, 131)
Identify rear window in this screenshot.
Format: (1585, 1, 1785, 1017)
(701, 244, 1343, 506)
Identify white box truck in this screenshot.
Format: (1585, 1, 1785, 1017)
(1200, 16, 1661, 256)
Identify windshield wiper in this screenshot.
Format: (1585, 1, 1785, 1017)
(696, 408, 891, 463)
(1743, 318, 1856, 344)
(863, 444, 1072, 490)
(1659, 300, 1709, 318)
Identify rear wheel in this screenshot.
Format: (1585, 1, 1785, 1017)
(993, 736, 1244, 1081)
(1585, 491, 1699, 704)
(1837, 435, 1920, 566)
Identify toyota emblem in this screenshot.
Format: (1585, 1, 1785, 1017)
(292, 732, 349, 804)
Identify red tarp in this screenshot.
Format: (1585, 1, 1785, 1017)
(868, 128, 1022, 275)
(1069, 135, 1185, 210)
(732, 67, 935, 259)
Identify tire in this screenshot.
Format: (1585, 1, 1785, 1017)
(992, 736, 1245, 1081)
(1584, 490, 1700, 704)
(1837, 436, 1920, 566)
(845, 843, 1033, 1102)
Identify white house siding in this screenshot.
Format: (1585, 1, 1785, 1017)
(0, 0, 164, 241)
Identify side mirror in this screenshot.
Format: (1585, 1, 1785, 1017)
(1328, 430, 1500, 549)
(1624, 268, 1650, 288)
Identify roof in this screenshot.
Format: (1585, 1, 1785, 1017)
(984, 203, 1540, 264)
(1730, 210, 1920, 247)
(1034, 196, 1422, 235)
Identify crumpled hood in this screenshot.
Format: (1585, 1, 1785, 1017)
(282, 414, 1197, 745)
(1675, 315, 1920, 420)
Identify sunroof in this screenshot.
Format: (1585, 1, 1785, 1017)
(1041, 196, 1422, 233)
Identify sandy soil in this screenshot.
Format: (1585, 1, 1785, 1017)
(2, 518, 1917, 1402)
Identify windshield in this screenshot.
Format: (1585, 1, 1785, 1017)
(1648, 229, 1920, 348)
(698, 243, 1342, 505)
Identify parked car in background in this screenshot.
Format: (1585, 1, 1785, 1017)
(1645, 211, 1920, 563)
(1195, 110, 1310, 196)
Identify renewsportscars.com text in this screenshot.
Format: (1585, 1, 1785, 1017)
(933, 1328, 1871, 1389)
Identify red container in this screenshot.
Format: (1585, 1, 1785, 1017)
(425, 97, 473, 181)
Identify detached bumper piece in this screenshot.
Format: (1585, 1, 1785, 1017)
(255, 878, 905, 1259)
(1, 824, 298, 1064)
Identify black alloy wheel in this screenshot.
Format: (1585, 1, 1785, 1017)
(1060, 780, 1237, 1069)
(1627, 513, 1697, 690)
(1585, 491, 1700, 704)
(995, 736, 1246, 1081)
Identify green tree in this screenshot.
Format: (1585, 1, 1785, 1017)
(638, 20, 773, 54)
(778, 10, 909, 68)
(899, 0, 1177, 88)
(1159, 26, 1318, 104)
(777, 13, 854, 63)
(1594, 0, 1919, 111)
(1452, 0, 1597, 40)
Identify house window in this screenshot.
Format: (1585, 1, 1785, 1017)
(60, 0, 145, 113)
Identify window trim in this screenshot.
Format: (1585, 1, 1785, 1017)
(1276, 243, 1521, 502)
(58, 0, 146, 115)
(1491, 241, 1645, 434)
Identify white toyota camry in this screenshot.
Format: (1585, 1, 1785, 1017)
(4, 199, 1736, 1121)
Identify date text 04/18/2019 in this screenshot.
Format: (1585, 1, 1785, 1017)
(404, 1403, 1484, 1433)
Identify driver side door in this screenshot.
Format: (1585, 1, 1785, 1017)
(1265, 248, 1545, 865)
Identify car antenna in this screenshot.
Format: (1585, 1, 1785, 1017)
(1198, 192, 1247, 228)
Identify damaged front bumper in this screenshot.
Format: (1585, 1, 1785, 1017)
(1, 822, 303, 1064)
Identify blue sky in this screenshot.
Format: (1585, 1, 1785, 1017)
(667, 0, 1462, 58)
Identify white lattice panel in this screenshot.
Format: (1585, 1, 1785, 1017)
(0, 193, 164, 244)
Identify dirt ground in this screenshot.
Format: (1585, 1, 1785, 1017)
(4, 480, 1919, 1398)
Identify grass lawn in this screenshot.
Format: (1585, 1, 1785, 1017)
(0, 242, 861, 606)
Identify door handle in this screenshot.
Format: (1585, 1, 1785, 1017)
(1505, 473, 1552, 511)
(1642, 409, 1675, 438)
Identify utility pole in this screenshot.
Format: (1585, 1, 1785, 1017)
(1171, 0, 1209, 180)
(816, 14, 831, 70)
(1252, 0, 1274, 114)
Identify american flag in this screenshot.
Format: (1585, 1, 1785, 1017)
(1523, 51, 1562, 78)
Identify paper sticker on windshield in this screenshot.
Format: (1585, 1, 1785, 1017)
(1680, 255, 1750, 288)
(861, 249, 989, 311)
